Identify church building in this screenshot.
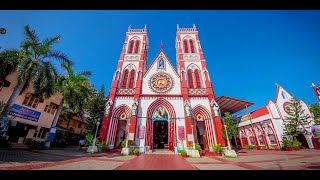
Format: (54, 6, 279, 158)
(99, 25, 226, 153)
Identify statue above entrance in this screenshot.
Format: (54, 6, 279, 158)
(152, 106, 168, 120)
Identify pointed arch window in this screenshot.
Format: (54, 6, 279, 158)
(128, 40, 134, 54)
(134, 40, 140, 54)
(194, 69, 202, 88)
(128, 70, 136, 88)
(183, 39, 189, 53)
(121, 69, 129, 88)
(187, 69, 194, 89)
(189, 39, 195, 53)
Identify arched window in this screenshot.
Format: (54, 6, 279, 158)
(128, 40, 134, 54)
(194, 69, 201, 88)
(134, 40, 140, 54)
(128, 70, 135, 88)
(187, 69, 194, 88)
(183, 39, 189, 53)
(121, 69, 129, 88)
(189, 39, 195, 53)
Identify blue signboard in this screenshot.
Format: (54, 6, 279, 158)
(9, 104, 41, 122)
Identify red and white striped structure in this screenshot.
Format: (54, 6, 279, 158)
(99, 25, 226, 153)
(312, 83, 320, 101)
(237, 85, 315, 149)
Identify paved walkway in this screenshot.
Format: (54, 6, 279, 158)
(115, 154, 198, 170)
(0, 149, 319, 170)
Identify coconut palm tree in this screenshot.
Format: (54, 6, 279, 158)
(46, 64, 92, 146)
(0, 25, 72, 119)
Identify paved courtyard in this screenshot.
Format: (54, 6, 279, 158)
(0, 148, 319, 170)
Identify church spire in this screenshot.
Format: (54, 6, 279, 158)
(160, 40, 164, 50)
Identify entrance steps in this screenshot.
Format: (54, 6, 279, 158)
(11, 143, 29, 150)
(147, 149, 175, 154)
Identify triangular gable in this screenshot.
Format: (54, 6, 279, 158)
(275, 85, 293, 103)
(143, 50, 180, 78)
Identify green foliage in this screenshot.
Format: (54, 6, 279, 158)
(24, 138, 47, 150)
(283, 97, 312, 139)
(310, 103, 320, 125)
(85, 85, 105, 134)
(195, 143, 202, 151)
(245, 145, 256, 150)
(100, 141, 109, 151)
(272, 146, 281, 150)
(51, 131, 67, 147)
(85, 133, 93, 146)
(282, 139, 302, 148)
(121, 140, 126, 148)
(179, 149, 187, 155)
(132, 148, 140, 154)
(222, 112, 238, 140)
(212, 144, 223, 154)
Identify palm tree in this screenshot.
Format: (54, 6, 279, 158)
(0, 25, 72, 119)
(46, 64, 92, 146)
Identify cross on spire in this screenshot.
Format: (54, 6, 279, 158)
(160, 40, 164, 50)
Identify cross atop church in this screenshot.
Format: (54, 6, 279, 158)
(160, 40, 164, 50)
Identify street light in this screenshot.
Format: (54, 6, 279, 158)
(125, 119, 131, 148)
(90, 121, 100, 153)
(191, 124, 195, 150)
(224, 124, 231, 150)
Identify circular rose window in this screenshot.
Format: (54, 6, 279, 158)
(149, 73, 174, 93)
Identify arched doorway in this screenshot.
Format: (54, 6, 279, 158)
(106, 105, 131, 147)
(296, 133, 309, 149)
(145, 98, 176, 151)
(191, 105, 215, 150)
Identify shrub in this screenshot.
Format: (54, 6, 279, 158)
(212, 144, 223, 154)
(282, 139, 301, 149)
(292, 140, 302, 149)
(195, 143, 202, 151)
(85, 133, 93, 146)
(121, 140, 126, 148)
(132, 148, 140, 154)
(273, 146, 281, 150)
(180, 149, 187, 155)
(245, 145, 256, 150)
(282, 139, 291, 148)
(24, 138, 34, 146)
(128, 140, 135, 146)
(99, 141, 109, 151)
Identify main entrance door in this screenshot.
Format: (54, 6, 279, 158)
(153, 121, 168, 149)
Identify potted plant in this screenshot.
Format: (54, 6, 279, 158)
(212, 144, 223, 156)
(180, 149, 187, 158)
(132, 148, 140, 156)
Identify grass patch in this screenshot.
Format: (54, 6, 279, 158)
(223, 155, 239, 158)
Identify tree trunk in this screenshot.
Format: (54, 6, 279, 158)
(51, 98, 64, 128)
(0, 80, 27, 118)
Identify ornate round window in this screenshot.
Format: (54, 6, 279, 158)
(149, 73, 174, 93)
(283, 102, 295, 116)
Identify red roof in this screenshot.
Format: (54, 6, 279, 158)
(216, 96, 254, 115)
(248, 106, 269, 119)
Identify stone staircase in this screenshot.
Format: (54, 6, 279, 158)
(11, 143, 30, 150)
(149, 149, 175, 154)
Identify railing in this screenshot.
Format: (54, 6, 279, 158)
(129, 29, 146, 33)
(177, 28, 196, 32)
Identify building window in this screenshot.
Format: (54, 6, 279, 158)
(0, 80, 4, 91)
(128, 40, 134, 54)
(249, 136, 255, 145)
(33, 127, 48, 139)
(268, 134, 276, 144)
(187, 69, 194, 88)
(194, 69, 202, 88)
(189, 39, 195, 53)
(183, 39, 189, 53)
(258, 135, 265, 145)
(281, 92, 286, 99)
(134, 40, 140, 54)
(128, 70, 135, 88)
(44, 103, 57, 115)
(121, 69, 129, 88)
(22, 95, 40, 109)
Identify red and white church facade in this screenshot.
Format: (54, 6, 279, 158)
(237, 85, 316, 149)
(99, 25, 226, 153)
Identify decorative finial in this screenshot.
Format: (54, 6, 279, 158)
(160, 40, 164, 50)
(128, 25, 131, 31)
(193, 24, 196, 29)
(275, 83, 280, 87)
(144, 24, 147, 31)
(177, 24, 179, 29)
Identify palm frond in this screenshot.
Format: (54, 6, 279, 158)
(24, 25, 40, 46)
(43, 50, 73, 66)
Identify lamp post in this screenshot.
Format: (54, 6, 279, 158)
(90, 121, 100, 153)
(191, 124, 195, 150)
(224, 124, 231, 150)
(125, 119, 131, 148)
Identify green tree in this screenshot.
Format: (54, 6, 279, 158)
(310, 103, 320, 125)
(0, 25, 72, 121)
(85, 85, 105, 135)
(283, 97, 312, 140)
(45, 64, 92, 146)
(222, 112, 238, 142)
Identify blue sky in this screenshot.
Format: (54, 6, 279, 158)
(0, 10, 319, 114)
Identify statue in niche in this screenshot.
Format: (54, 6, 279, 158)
(132, 101, 139, 116)
(104, 100, 113, 116)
